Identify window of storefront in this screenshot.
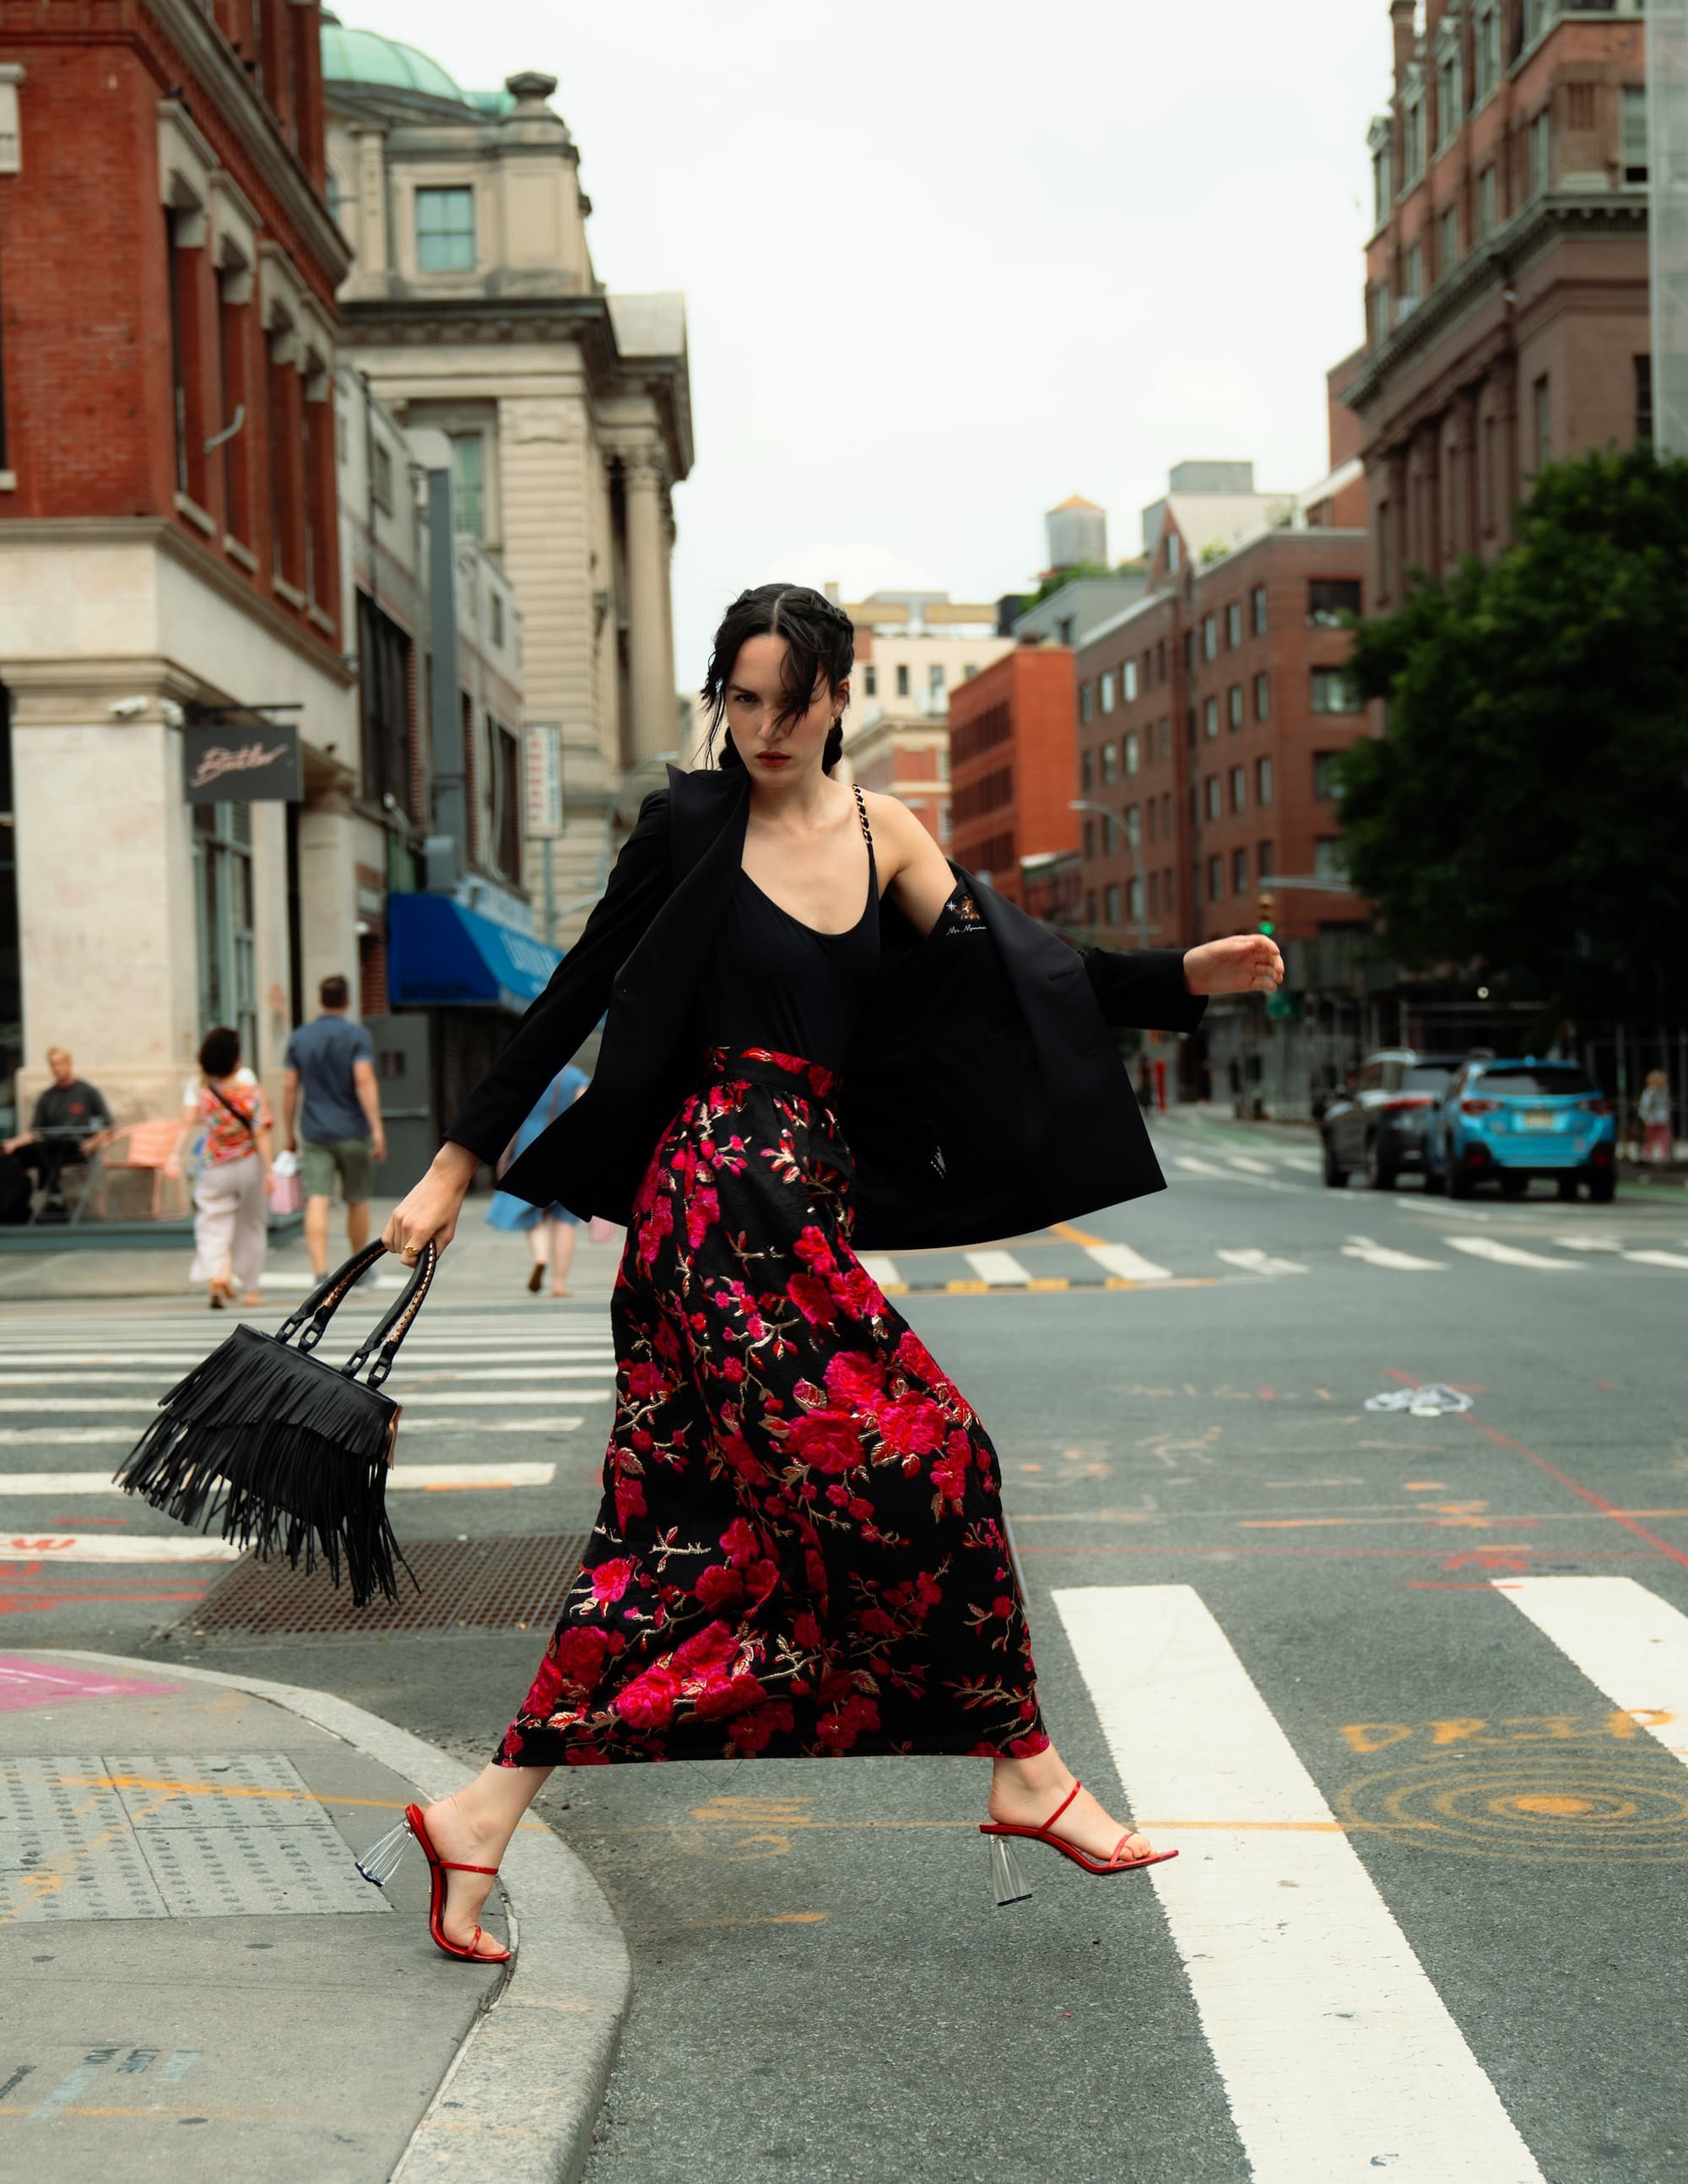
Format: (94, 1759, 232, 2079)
(194, 801, 257, 1065)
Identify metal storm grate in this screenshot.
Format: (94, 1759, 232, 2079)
(185, 1532, 592, 1641)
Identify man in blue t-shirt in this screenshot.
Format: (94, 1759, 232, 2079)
(282, 976, 387, 1278)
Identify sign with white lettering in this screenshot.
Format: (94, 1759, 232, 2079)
(525, 722, 562, 836)
(183, 719, 303, 803)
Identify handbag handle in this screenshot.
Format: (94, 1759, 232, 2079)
(277, 1241, 438, 1387)
(340, 1243, 439, 1389)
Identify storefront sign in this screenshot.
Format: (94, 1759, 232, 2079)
(183, 718, 302, 803)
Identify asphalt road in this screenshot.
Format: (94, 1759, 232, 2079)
(5, 1110, 1688, 2181)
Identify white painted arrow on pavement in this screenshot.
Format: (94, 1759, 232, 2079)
(1215, 1247, 1309, 1277)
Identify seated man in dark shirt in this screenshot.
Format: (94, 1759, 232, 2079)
(2, 1047, 114, 1214)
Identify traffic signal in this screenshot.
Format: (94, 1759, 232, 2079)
(1257, 889, 1275, 937)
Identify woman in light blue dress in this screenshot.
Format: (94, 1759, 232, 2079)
(484, 1064, 587, 1295)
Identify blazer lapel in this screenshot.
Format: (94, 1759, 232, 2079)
(592, 765, 748, 1089)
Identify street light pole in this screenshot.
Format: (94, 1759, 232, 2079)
(1069, 797, 1160, 950)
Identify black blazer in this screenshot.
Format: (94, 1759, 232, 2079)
(446, 765, 1207, 1251)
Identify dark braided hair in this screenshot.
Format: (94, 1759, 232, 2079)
(701, 582, 855, 775)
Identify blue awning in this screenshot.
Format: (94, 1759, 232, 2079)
(386, 893, 562, 1013)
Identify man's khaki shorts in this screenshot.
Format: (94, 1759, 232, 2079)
(300, 1137, 373, 1204)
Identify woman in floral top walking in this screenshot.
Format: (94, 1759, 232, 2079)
(359, 585, 1284, 1963)
(176, 1024, 273, 1308)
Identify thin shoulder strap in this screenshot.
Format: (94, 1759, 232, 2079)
(852, 783, 874, 853)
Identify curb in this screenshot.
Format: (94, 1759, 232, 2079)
(37, 1648, 630, 2184)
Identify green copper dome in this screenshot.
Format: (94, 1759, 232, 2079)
(319, 16, 468, 103)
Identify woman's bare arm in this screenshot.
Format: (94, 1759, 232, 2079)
(864, 791, 958, 937)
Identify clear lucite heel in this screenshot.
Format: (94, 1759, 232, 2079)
(355, 1816, 414, 1889)
(987, 1830, 1032, 1907)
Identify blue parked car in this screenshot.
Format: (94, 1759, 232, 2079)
(1424, 1057, 1616, 1203)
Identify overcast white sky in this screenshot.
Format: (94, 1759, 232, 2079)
(344, 0, 1395, 684)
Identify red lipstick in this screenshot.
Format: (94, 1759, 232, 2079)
(755, 752, 791, 768)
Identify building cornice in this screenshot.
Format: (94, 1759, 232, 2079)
(341, 292, 695, 478)
(149, 0, 351, 289)
(0, 516, 355, 694)
(1343, 192, 1646, 413)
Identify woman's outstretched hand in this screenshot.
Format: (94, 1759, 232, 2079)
(1182, 935, 1285, 996)
(383, 1142, 479, 1261)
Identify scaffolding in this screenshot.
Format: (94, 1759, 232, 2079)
(1649, 0, 1688, 453)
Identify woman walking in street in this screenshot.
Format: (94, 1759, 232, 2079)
(484, 1062, 587, 1295)
(361, 584, 1282, 1962)
(1640, 1068, 1673, 1165)
(177, 1025, 273, 1309)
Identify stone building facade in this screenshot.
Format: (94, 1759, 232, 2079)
(1344, 0, 1649, 608)
(322, 26, 692, 938)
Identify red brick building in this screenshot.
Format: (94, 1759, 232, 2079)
(946, 645, 1079, 911)
(1344, 0, 1648, 608)
(0, 0, 353, 1127)
(1076, 380, 1371, 955)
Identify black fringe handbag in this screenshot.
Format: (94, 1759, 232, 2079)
(114, 1240, 436, 1606)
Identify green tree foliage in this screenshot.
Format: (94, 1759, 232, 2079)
(1335, 444, 1688, 1029)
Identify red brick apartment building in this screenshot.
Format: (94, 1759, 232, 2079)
(946, 646, 1078, 912)
(1076, 380, 1372, 954)
(1344, 0, 1649, 607)
(0, 0, 352, 1127)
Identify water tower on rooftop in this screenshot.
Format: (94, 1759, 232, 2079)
(1046, 494, 1107, 572)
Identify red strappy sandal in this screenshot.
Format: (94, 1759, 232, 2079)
(980, 1780, 1177, 1906)
(355, 1801, 511, 1963)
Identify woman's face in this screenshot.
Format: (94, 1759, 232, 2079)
(722, 635, 845, 785)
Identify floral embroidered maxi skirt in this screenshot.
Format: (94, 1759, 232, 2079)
(496, 1046, 1049, 1766)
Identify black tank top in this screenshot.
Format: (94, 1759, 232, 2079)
(698, 786, 880, 1071)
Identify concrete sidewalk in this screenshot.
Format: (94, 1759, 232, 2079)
(0, 1650, 629, 2181)
(0, 1195, 625, 1306)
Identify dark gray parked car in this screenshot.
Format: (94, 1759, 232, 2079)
(1320, 1049, 1465, 1190)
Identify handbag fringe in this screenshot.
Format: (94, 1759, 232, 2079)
(115, 1323, 408, 1607)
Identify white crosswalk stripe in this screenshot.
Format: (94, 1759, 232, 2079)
(1340, 1235, 1447, 1272)
(1083, 1241, 1174, 1283)
(1620, 1249, 1688, 1270)
(963, 1251, 1036, 1287)
(1172, 1154, 1304, 1193)
(0, 1419, 587, 1446)
(0, 1533, 244, 1562)
(1057, 1584, 1547, 2184)
(0, 1313, 609, 1565)
(0, 1386, 612, 1414)
(858, 1254, 903, 1289)
(1496, 1576, 1688, 1766)
(1445, 1237, 1582, 1272)
(0, 1460, 559, 1495)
